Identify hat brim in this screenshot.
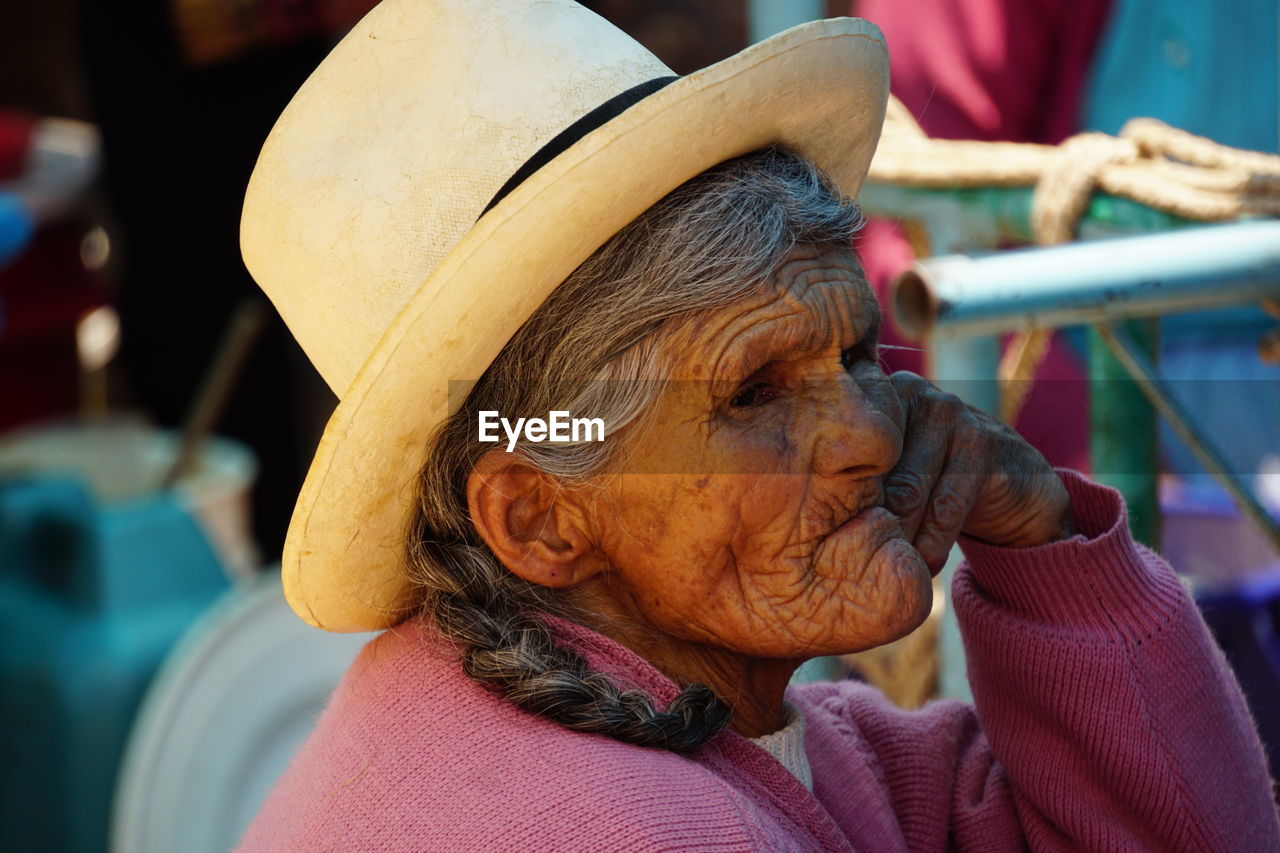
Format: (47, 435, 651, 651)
(285, 19, 889, 631)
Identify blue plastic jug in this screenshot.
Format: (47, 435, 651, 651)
(0, 471, 232, 852)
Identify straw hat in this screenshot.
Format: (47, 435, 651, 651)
(241, 0, 889, 632)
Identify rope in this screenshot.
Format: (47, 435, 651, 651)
(872, 96, 1280, 422)
(871, 97, 1280, 233)
(997, 325, 1053, 424)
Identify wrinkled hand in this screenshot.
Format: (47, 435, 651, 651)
(883, 372, 1075, 575)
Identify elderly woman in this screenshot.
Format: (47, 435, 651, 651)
(236, 1, 1278, 850)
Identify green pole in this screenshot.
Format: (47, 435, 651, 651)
(1088, 320, 1161, 546)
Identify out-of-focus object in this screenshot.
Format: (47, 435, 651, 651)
(1083, 0, 1278, 156)
(170, 0, 323, 67)
(112, 569, 375, 853)
(5, 116, 100, 224)
(162, 298, 268, 488)
(0, 421, 257, 853)
(1261, 298, 1280, 365)
(1169, 475, 1280, 786)
(0, 218, 109, 431)
(1162, 476, 1280, 589)
(1258, 328, 1280, 364)
(747, 0, 821, 42)
(0, 190, 34, 267)
(1197, 570, 1280, 794)
(0, 110, 37, 268)
(0, 421, 260, 576)
(75, 305, 120, 419)
(79, 224, 110, 271)
(169, 0, 381, 68)
(0, 110, 107, 431)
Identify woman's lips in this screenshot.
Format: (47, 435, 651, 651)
(831, 505, 936, 580)
(814, 503, 932, 589)
(831, 505, 905, 550)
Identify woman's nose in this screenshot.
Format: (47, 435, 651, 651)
(808, 374, 901, 478)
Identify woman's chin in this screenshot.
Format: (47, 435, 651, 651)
(821, 537, 934, 654)
(876, 537, 934, 638)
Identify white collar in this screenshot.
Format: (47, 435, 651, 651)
(749, 702, 813, 792)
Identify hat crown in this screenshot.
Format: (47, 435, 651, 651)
(242, 0, 672, 394)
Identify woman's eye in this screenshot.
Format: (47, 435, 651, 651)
(730, 382, 778, 409)
(841, 343, 881, 371)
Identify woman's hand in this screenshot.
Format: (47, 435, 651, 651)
(883, 372, 1074, 574)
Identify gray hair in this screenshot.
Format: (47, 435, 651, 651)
(405, 147, 865, 752)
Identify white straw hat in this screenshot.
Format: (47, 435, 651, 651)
(241, 0, 889, 632)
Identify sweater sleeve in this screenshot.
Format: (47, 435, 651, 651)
(814, 470, 1279, 851)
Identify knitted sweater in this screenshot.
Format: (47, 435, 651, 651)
(237, 472, 1280, 851)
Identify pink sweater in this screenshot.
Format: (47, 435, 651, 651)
(238, 472, 1280, 851)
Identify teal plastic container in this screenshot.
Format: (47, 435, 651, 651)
(0, 424, 253, 853)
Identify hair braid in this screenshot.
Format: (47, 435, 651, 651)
(413, 535, 732, 753)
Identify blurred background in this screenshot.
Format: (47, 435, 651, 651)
(0, 1, 1276, 851)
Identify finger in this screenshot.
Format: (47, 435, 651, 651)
(912, 450, 983, 575)
(882, 413, 949, 544)
(887, 370, 931, 415)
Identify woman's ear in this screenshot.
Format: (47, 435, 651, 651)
(466, 451, 603, 588)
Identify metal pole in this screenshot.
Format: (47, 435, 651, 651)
(892, 220, 1280, 341)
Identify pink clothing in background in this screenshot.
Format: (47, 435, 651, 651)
(238, 472, 1279, 851)
(857, 0, 1112, 145)
(854, 0, 1114, 472)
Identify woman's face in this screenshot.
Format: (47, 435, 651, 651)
(581, 243, 932, 660)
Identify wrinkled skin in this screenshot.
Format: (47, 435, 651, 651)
(481, 243, 1073, 737)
